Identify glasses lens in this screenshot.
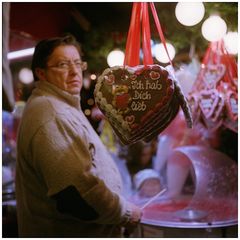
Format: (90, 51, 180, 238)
(47, 61, 87, 71)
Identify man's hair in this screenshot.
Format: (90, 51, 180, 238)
(31, 34, 82, 81)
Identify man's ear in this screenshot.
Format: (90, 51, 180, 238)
(35, 68, 47, 81)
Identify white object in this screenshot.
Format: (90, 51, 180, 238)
(12, 101, 26, 119)
(175, 64, 199, 95)
(201, 15, 227, 42)
(19, 68, 34, 84)
(154, 42, 176, 63)
(223, 31, 238, 55)
(8, 47, 35, 60)
(141, 188, 167, 209)
(134, 169, 161, 190)
(107, 49, 125, 67)
(2, 166, 13, 184)
(175, 2, 205, 26)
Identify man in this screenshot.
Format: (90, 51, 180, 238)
(16, 35, 141, 237)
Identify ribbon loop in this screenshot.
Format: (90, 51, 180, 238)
(124, 2, 172, 67)
(142, 2, 153, 66)
(149, 2, 173, 66)
(124, 3, 141, 67)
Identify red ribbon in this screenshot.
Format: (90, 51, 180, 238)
(193, 40, 238, 92)
(124, 2, 172, 67)
(142, 3, 153, 65)
(149, 3, 173, 66)
(124, 3, 141, 66)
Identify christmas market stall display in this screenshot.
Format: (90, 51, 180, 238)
(130, 40, 238, 237)
(94, 2, 238, 237)
(94, 2, 192, 145)
(188, 40, 238, 133)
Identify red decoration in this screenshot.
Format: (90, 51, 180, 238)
(124, 2, 172, 67)
(95, 3, 192, 144)
(189, 40, 238, 133)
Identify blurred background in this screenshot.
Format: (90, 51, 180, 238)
(2, 2, 238, 238)
(4, 2, 238, 111)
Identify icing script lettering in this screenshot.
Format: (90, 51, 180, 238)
(146, 80, 162, 90)
(131, 80, 144, 90)
(131, 101, 147, 111)
(133, 91, 151, 100)
(130, 79, 162, 112)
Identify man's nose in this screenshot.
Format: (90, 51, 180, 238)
(69, 63, 81, 74)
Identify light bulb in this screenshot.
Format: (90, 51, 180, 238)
(154, 43, 176, 64)
(19, 68, 34, 84)
(223, 31, 238, 55)
(107, 49, 125, 67)
(201, 15, 227, 42)
(175, 2, 205, 26)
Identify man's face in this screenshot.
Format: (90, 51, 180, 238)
(44, 45, 84, 95)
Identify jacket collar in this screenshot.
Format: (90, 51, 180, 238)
(35, 80, 81, 110)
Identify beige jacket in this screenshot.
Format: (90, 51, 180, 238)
(16, 81, 131, 237)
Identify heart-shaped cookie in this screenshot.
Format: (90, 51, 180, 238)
(203, 64, 226, 89)
(94, 65, 192, 144)
(225, 90, 238, 121)
(199, 89, 223, 119)
(199, 89, 225, 131)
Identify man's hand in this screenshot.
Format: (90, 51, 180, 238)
(124, 203, 142, 236)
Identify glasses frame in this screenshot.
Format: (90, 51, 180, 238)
(47, 60, 87, 72)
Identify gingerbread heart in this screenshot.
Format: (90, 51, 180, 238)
(203, 64, 226, 89)
(94, 65, 192, 144)
(225, 91, 238, 121)
(199, 89, 223, 119)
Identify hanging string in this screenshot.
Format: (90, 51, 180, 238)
(124, 3, 141, 67)
(142, 2, 153, 66)
(124, 2, 173, 67)
(219, 40, 238, 89)
(149, 2, 173, 66)
(192, 44, 211, 92)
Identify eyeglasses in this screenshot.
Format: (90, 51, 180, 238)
(47, 60, 87, 72)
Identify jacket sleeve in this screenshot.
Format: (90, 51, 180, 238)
(53, 185, 100, 221)
(30, 116, 132, 225)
